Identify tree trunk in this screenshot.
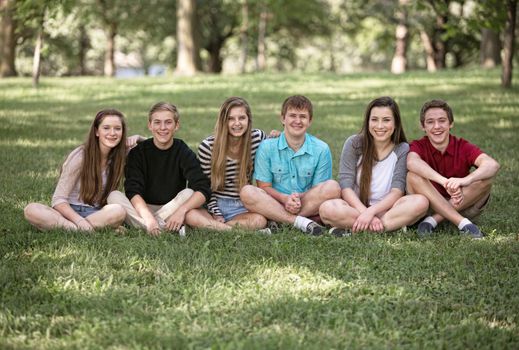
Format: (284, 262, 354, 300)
(32, 13, 45, 88)
(480, 28, 501, 68)
(433, 13, 447, 69)
(176, 0, 199, 76)
(78, 24, 89, 75)
(207, 41, 224, 73)
(256, 3, 267, 71)
(420, 30, 437, 72)
(104, 22, 117, 77)
(391, 0, 409, 74)
(502, 0, 517, 88)
(239, 0, 249, 74)
(328, 35, 336, 72)
(0, 0, 17, 77)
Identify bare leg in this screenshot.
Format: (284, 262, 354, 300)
(24, 202, 77, 231)
(430, 183, 491, 224)
(299, 180, 341, 217)
(407, 172, 466, 226)
(240, 185, 297, 224)
(86, 204, 126, 229)
(319, 199, 359, 228)
(380, 194, 429, 231)
(227, 212, 267, 230)
(452, 179, 492, 216)
(185, 208, 232, 230)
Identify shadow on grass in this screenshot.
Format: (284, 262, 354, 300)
(1, 227, 519, 347)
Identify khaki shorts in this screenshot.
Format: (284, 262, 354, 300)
(459, 193, 491, 220)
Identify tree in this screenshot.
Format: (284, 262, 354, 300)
(96, 0, 118, 76)
(418, 0, 451, 71)
(391, 0, 410, 74)
(256, 1, 268, 71)
(87, 0, 154, 77)
(31, 8, 44, 87)
(502, 0, 517, 88)
(14, 0, 48, 86)
(239, 0, 249, 73)
(0, 0, 18, 77)
(198, 0, 240, 73)
(480, 28, 501, 68)
(253, 0, 332, 71)
(78, 24, 90, 75)
(175, 0, 199, 75)
(472, 0, 517, 87)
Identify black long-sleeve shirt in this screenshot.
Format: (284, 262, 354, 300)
(125, 138, 211, 205)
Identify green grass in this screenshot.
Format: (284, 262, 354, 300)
(1, 69, 519, 349)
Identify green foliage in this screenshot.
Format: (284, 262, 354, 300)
(1, 70, 519, 348)
(468, 0, 508, 31)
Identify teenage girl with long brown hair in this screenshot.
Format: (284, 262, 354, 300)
(319, 96, 429, 236)
(193, 97, 269, 230)
(24, 109, 141, 231)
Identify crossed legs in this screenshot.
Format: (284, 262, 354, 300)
(24, 202, 125, 231)
(240, 180, 341, 224)
(185, 209, 267, 231)
(406, 171, 493, 226)
(319, 194, 428, 232)
(107, 189, 198, 230)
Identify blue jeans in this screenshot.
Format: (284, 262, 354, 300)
(70, 204, 100, 218)
(217, 197, 248, 222)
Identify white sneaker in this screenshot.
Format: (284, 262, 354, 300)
(179, 225, 186, 237)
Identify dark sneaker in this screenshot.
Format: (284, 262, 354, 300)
(460, 223, 485, 239)
(257, 228, 272, 235)
(329, 227, 352, 237)
(267, 220, 280, 233)
(304, 221, 324, 236)
(417, 221, 435, 237)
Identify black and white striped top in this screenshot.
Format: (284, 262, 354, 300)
(197, 129, 266, 217)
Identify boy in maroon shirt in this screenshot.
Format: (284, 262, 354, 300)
(407, 100, 500, 238)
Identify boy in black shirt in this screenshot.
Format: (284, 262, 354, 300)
(108, 102, 211, 236)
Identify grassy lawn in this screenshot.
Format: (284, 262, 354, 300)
(1, 69, 518, 349)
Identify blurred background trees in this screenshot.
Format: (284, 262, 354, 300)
(0, 0, 517, 87)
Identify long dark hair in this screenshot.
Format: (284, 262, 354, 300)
(358, 96, 407, 206)
(79, 109, 127, 206)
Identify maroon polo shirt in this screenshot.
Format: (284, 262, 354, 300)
(409, 135, 482, 198)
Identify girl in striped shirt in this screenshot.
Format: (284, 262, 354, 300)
(194, 97, 269, 230)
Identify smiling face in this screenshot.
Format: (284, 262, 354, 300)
(422, 107, 453, 150)
(368, 106, 395, 144)
(282, 107, 312, 138)
(148, 110, 179, 149)
(227, 106, 249, 138)
(96, 115, 123, 153)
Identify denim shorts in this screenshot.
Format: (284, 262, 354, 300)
(70, 204, 100, 218)
(217, 197, 248, 222)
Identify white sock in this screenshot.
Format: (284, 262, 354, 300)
(458, 218, 472, 230)
(423, 216, 438, 228)
(293, 216, 312, 231)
